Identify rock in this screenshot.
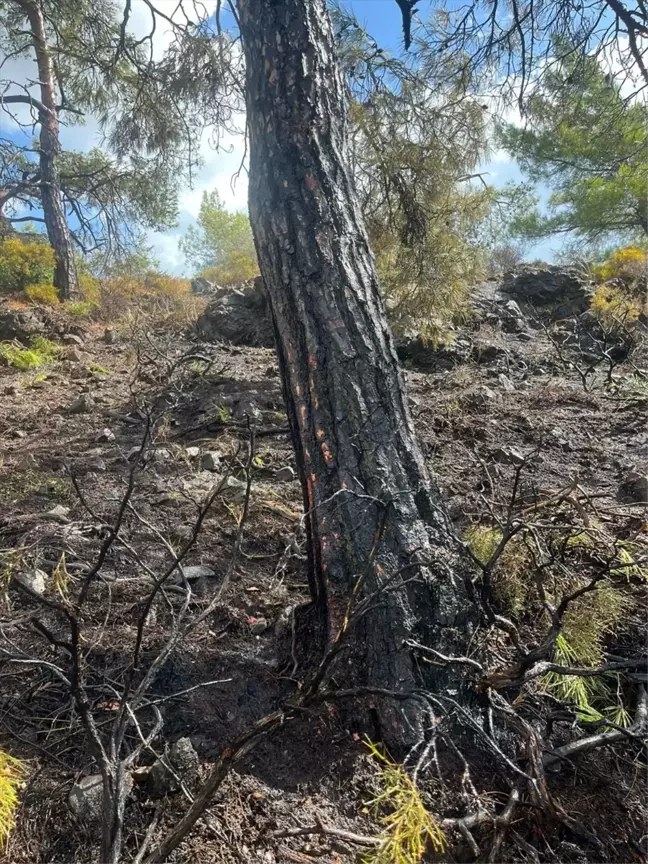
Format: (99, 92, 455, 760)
(69, 773, 133, 824)
(200, 451, 222, 472)
(96, 427, 116, 443)
(181, 565, 216, 582)
(492, 446, 525, 466)
(249, 616, 269, 635)
(265, 365, 279, 378)
(617, 472, 648, 504)
(0, 307, 46, 342)
(395, 335, 470, 370)
(233, 399, 262, 421)
(87, 457, 107, 473)
(472, 342, 506, 364)
(501, 266, 593, 318)
(16, 568, 48, 595)
(196, 278, 275, 347)
(221, 475, 247, 504)
(275, 466, 296, 482)
(64, 346, 84, 363)
(185, 446, 201, 458)
(12, 429, 27, 438)
(498, 373, 516, 392)
(4, 384, 18, 396)
(148, 737, 200, 797)
(103, 328, 117, 344)
(152, 448, 172, 462)
(43, 504, 71, 523)
(68, 393, 94, 414)
(191, 276, 216, 296)
(62, 333, 84, 346)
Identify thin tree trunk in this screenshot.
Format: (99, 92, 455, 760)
(238, 0, 475, 747)
(18, 0, 81, 300)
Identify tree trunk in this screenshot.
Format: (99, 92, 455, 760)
(238, 0, 475, 746)
(18, 0, 81, 301)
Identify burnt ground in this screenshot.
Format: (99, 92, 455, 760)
(0, 298, 646, 863)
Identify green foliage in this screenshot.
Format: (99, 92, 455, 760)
(0, 236, 55, 294)
(498, 52, 648, 248)
(25, 282, 59, 306)
(589, 246, 647, 330)
(335, 16, 492, 341)
(464, 525, 531, 615)
(0, 750, 26, 847)
(0, 336, 62, 370)
(363, 738, 446, 864)
(180, 190, 258, 284)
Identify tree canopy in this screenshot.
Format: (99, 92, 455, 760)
(498, 52, 648, 249)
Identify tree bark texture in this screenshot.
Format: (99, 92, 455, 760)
(18, 0, 81, 300)
(238, 0, 475, 744)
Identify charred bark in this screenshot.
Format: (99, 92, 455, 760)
(238, 0, 476, 746)
(17, 0, 81, 301)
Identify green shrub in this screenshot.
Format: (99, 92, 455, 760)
(0, 336, 62, 370)
(25, 282, 59, 306)
(0, 235, 55, 294)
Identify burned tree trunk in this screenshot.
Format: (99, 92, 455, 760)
(18, 0, 81, 301)
(238, 0, 475, 744)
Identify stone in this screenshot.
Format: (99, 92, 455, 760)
(275, 466, 296, 482)
(233, 399, 262, 422)
(12, 429, 27, 438)
(180, 565, 216, 582)
(0, 306, 46, 342)
(190, 276, 216, 296)
(265, 365, 279, 378)
(472, 342, 506, 364)
(4, 384, 18, 396)
(68, 393, 94, 414)
(64, 346, 84, 363)
(103, 328, 117, 344)
(148, 737, 200, 797)
(617, 472, 648, 504)
(185, 446, 201, 458)
(221, 475, 247, 504)
(498, 373, 516, 392)
(196, 278, 274, 347)
(69, 773, 133, 824)
(492, 447, 525, 466)
(62, 333, 84, 346)
(87, 457, 107, 473)
(395, 335, 470, 370)
(152, 448, 172, 462)
(43, 504, 71, 523)
(501, 266, 593, 318)
(96, 428, 116, 443)
(200, 451, 222, 472)
(16, 569, 48, 595)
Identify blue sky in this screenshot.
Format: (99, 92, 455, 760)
(1, 0, 562, 272)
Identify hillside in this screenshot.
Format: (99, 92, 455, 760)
(0, 269, 646, 863)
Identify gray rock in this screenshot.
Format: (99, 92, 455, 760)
(275, 466, 296, 482)
(87, 457, 107, 473)
(152, 448, 172, 462)
(498, 373, 516, 393)
(69, 773, 133, 824)
(185, 446, 201, 458)
(103, 328, 117, 344)
(233, 399, 262, 421)
(501, 266, 593, 318)
(64, 346, 84, 363)
(191, 276, 217, 296)
(617, 472, 648, 504)
(4, 384, 18, 396)
(68, 393, 94, 414)
(0, 306, 46, 342)
(200, 451, 222, 471)
(16, 568, 48, 595)
(12, 429, 26, 438)
(472, 342, 507, 364)
(148, 737, 200, 797)
(96, 428, 116, 443)
(181, 565, 216, 582)
(44, 504, 71, 523)
(196, 278, 274, 347)
(221, 475, 248, 504)
(395, 335, 470, 370)
(492, 447, 525, 466)
(62, 333, 84, 346)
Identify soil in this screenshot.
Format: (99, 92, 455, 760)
(0, 293, 646, 863)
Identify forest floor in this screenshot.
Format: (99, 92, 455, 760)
(0, 289, 646, 863)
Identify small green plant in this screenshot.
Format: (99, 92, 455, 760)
(65, 300, 97, 317)
(464, 524, 531, 615)
(51, 552, 71, 599)
(0, 750, 26, 847)
(0, 335, 62, 370)
(362, 738, 446, 864)
(88, 362, 111, 376)
(25, 282, 59, 305)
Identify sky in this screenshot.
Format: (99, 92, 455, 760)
(0, 0, 563, 274)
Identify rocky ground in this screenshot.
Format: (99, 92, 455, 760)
(0, 271, 646, 863)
